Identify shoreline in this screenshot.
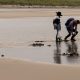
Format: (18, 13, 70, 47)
(0, 5, 80, 9)
(0, 8, 80, 18)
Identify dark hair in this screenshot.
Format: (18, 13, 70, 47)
(77, 20, 80, 24)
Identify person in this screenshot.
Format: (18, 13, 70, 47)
(64, 19, 80, 41)
(53, 11, 62, 42)
(64, 18, 74, 41)
(65, 18, 74, 28)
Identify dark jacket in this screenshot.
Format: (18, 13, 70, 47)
(53, 18, 60, 25)
(65, 18, 74, 26)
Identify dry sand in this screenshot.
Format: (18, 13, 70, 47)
(0, 8, 80, 80)
(0, 8, 80, 18)
(0, 58, 80, 80)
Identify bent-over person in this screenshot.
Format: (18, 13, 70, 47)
(64, 20, 80, 41)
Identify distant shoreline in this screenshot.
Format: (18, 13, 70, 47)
(0, 8, 80, 18)
(0, 5, 80, 9)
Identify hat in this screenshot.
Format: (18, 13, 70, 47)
(56, 11, 62, 16)
(76, 20, 80, 24)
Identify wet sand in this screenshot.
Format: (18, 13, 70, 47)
(0, 13, 80, 64)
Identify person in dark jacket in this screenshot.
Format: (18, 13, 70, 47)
(64, 19, 80, 41)
(53, 11, 63, 42)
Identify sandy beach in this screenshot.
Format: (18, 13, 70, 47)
(0, 58, 80, 80)
(0, 8, 80, 80)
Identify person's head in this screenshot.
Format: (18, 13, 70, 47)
(56, 11, 63, 18)
(76, 20, 80, 24)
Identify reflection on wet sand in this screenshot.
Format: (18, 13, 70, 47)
(54, 41, 61, 64)
(0, 15, 80, 64)
(53, 41, 79, 64)
(65, 41, 79, 56)
(65, 41, 79, 64)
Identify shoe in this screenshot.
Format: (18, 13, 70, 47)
(64, 39, 69, 42)
(71, 38, 76, 41)
(58, 37, 63, 42)
(56, 37, 62, 42)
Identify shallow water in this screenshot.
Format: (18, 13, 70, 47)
(0, 16, 80, 65)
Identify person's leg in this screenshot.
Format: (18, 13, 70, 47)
(71, 30, 78, 41)
(56, 24, 61, 42)
(64, 32, 71, 40)
(56, 30, 58, 41)
(64, 27, 72, 40)
(56, 30, 61, 41)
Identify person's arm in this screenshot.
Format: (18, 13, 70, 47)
(74, 24, 77, 31)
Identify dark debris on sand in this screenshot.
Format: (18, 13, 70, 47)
(62, 53, 79, 57)
(30, 41, 52, 47)
(35, 41, 45, 42)
(1, 54, 5, 57)
(31, 43, 44, 47)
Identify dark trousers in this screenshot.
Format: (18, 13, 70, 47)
(71, 31, 78, 40)
(65, 27, 78, 40)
